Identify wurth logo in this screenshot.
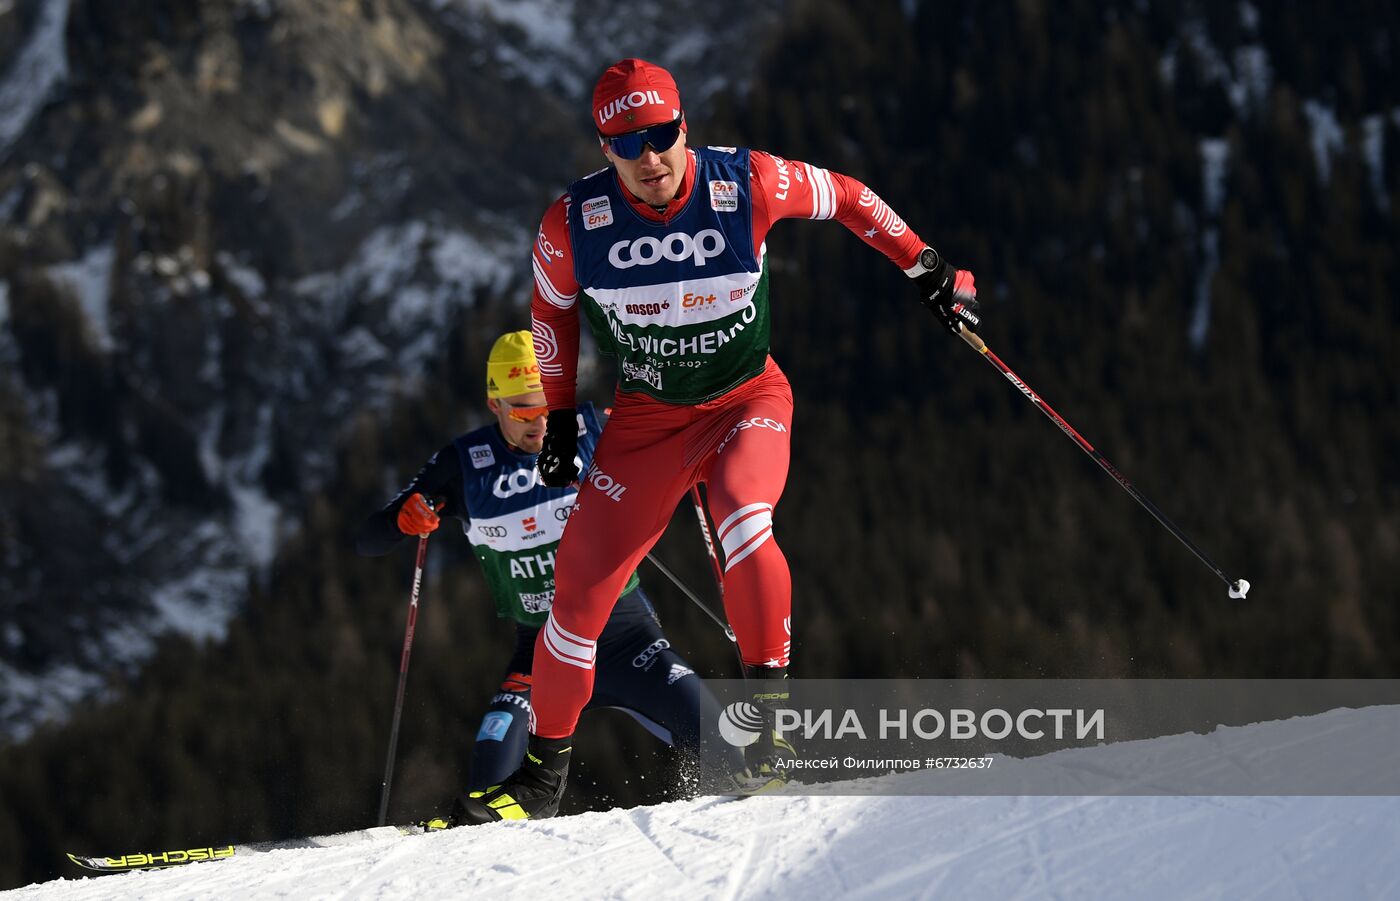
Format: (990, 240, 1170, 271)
(597, 90, 667, 127)
(522, 516, 538, 532)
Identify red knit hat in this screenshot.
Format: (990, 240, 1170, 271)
(592, 59, 683, 136)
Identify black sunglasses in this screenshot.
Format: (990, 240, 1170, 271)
(601, 115, 684, 160)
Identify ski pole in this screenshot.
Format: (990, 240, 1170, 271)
(377, 527, 431, 826)
(687, 485, 749, 676)
(690, 484, 758, 682)
(954, 327, 1249, 600)
(644, 551, 735, 643)
(689, 485, 727, 600)
(644, 551, 746, 675)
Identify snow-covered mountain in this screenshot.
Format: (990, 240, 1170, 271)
(0, 0, 782, 741)
(12, 705, 1400, 899)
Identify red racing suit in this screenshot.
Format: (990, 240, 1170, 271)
(529, 145, 927, 738)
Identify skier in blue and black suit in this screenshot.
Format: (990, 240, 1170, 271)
(356, 330, 742, 817)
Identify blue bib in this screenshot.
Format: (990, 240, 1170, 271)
(566, 147, 772, 402)
(453, 403, 637, 625)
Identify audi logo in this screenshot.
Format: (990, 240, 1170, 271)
(554, 506, 575, 522)
(632, 639, 670, 669)
(478, 525, 508, 538)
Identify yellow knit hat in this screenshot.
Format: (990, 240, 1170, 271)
(486, 330, 543, 398)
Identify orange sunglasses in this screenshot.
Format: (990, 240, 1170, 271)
(498, 398, 549, 423)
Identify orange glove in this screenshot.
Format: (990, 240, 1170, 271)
(396, 493, 440, 536)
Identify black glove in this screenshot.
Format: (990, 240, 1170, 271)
(912, 246, 980, 335)
(537, 408, 579, 488)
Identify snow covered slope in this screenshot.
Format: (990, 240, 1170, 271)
(13, 706, 1399, 899)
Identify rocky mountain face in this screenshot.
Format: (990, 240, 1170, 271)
(0, 0, 782, 739)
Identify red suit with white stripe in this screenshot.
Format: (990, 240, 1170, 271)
(529, 147, 928, 738)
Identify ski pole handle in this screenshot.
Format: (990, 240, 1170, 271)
(957, 326, 987, 353)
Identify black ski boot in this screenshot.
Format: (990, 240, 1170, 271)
(449, 734, 572, 825)
(735, 665, 797, 794)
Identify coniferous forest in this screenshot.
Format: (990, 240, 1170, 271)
(2, 0, 1398, 889)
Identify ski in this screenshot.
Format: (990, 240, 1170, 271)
(66, 823, 431, 873)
